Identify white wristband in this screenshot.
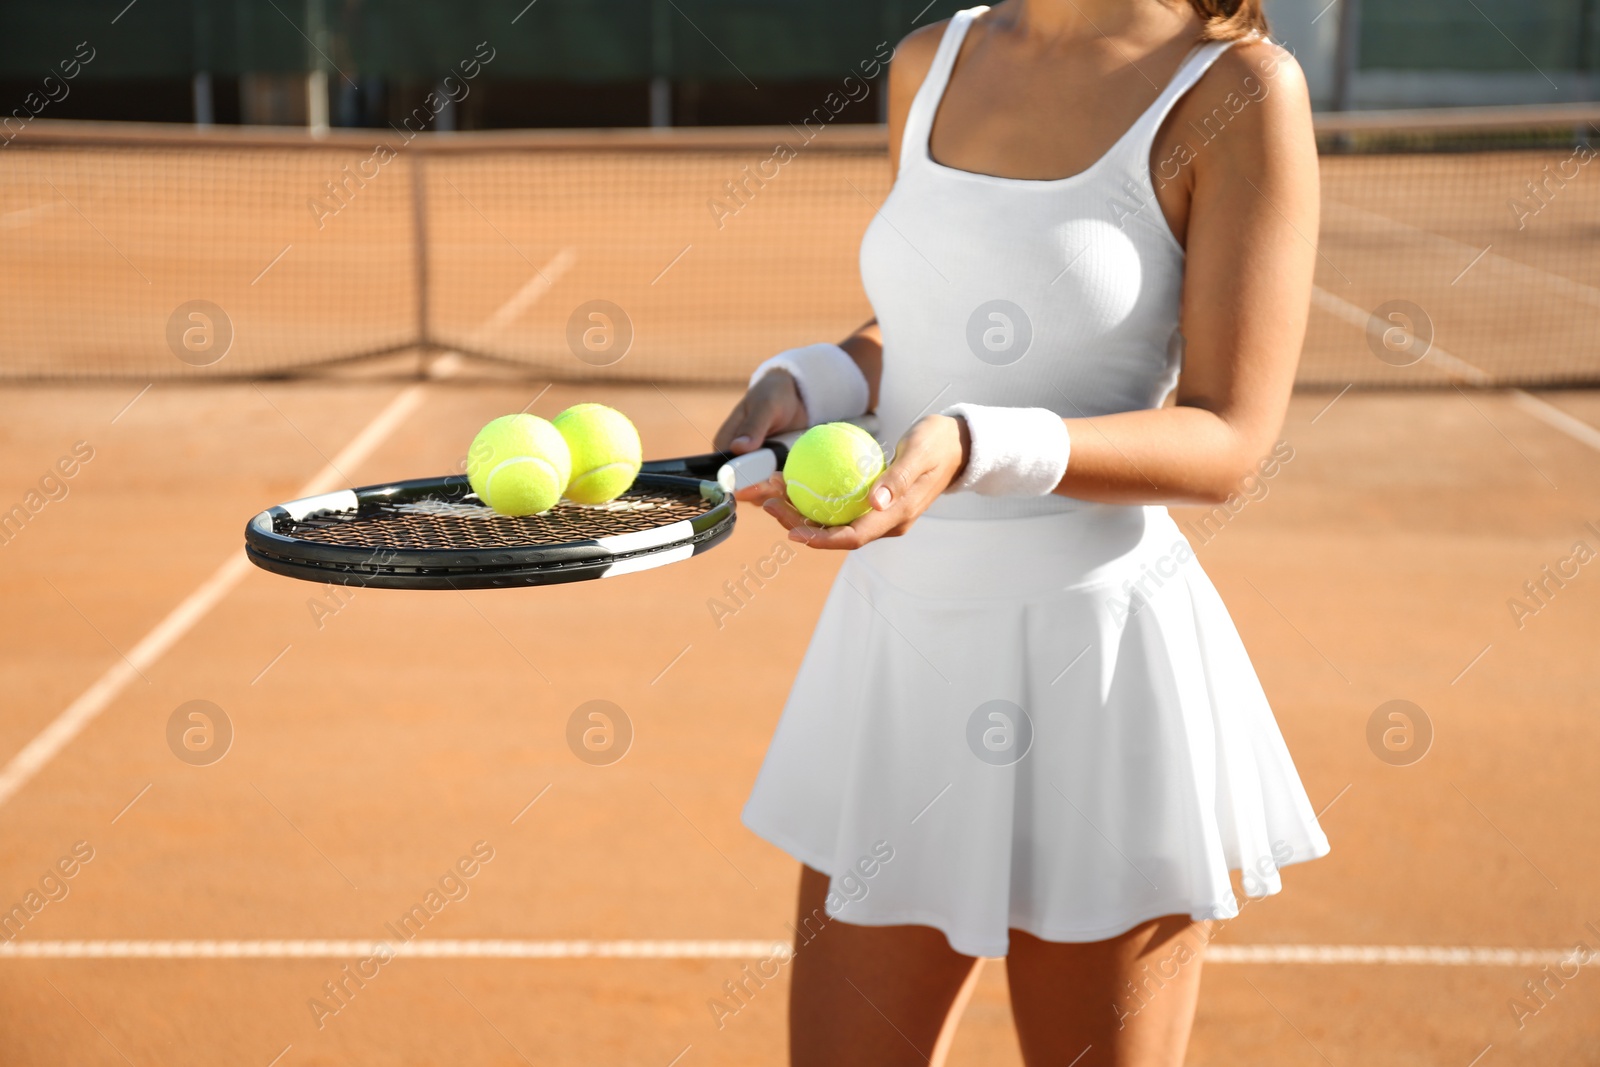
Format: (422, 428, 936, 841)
(749, 343, 870, 427)
(940, 403, 1070, 497)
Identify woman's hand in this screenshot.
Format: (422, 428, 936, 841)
(759, 414, 969, 550)
(713, 370, 810, 504)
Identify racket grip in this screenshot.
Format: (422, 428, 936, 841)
(718, 447, 781, 492)
(642, 416, 882, 488)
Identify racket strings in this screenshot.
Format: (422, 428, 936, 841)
(283, 488, 712, 551)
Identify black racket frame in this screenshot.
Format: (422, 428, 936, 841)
(244, 447, 751, 589)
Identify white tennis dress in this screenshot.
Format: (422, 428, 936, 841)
(742, 7, 1330, 957)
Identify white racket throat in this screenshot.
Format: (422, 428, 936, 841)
(718, 450, 779, 492)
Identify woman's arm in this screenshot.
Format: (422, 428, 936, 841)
(711, 25, 943, 457)
(1051, 41, 1317, 506)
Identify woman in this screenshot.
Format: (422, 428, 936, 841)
(714, 1, 1329, 1063)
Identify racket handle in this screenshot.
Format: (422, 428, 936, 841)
(718, 446, 782, 492)
(642, 415, 881, 490)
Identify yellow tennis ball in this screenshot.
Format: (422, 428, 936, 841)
(782, 422, 886, 526)
(466, 414, 571, 516)
(552, 403, 643, 505)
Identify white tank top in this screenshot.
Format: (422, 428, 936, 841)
(861, 7, 1235, 520)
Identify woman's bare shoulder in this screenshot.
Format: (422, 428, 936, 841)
(1193, 39, 1311, 138)
(885, 21, 952, 172)
(1166, 37, 1313, 179)
(888, 20, 951, 97)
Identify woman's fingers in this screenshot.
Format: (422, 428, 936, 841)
(778, 416, 964, 551)
(712, 398, 770, 455)
(713, 370, 807, 454)
(854, 419, 940, 517)
(867, 445, 921, 512)
(754, 476, 869, 547)
(788, 510, 890, 550)
(735, 472, 788, 506)
(784, 467, 927, 549)
(758, 478, 814, 530)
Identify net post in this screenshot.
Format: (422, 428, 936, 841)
(650, 0, 673, 127)
(305, 0, 330, 137)
(410, 145, 432, 376)
(1331, 0, 1362, 115)
(191, 0, 214, 128)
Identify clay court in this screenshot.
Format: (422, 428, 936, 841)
(1, 117, 1599, 1065)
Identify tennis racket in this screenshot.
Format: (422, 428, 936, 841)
(243, 416, 878, 590)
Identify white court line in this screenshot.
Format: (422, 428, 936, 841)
(0, 383, 430, 810)
(0, 939, 792, 961)
(0, 940, 1580, 967)
(1510, 390, 1600, 452)
(1311, 285, 1600, 455)
(1310, 286, 1488, 384)
(1323, 199, 1600, 312)
(0, 252, 574, 812)
(468, 247, 576, 347)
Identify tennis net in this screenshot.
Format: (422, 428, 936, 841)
(3, 105, 1598, 388)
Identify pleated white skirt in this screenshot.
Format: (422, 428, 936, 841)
(741, 503, 1330, 958)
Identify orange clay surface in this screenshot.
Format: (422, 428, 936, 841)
(1, 381, 1598, 1065)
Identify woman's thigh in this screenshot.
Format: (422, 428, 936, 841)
(789, 864, 979, 1067)
(1007, 915, 1210, 1067)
